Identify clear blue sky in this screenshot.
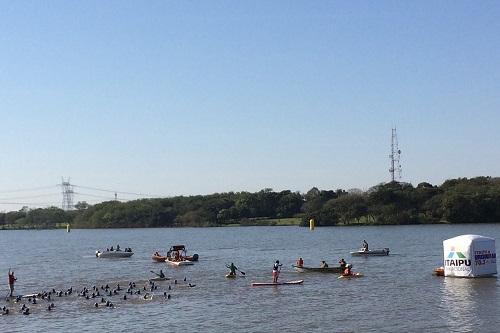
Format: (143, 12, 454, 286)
(1, 1, 499, 211)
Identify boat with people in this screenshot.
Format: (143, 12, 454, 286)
(152, 245, 199, 262)
(350, 248, 390, 256)
(338, 272, 364, 279)
(292, 265, 342, 273)
(251, 280, 304, 286)
(96, 248, 134, 258)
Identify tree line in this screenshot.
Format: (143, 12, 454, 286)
(1, 177, 500, 229)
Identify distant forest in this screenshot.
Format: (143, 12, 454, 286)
(1, 176, 500, 229)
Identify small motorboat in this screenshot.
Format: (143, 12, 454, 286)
(96, 250, 134, 258)
(165, 258, 194, 266)
(350, 248, 390, 256)
(292, 265, 342, 273)
(251, 280, 304, 286)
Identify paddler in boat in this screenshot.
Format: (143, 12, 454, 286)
(320, 261, 329, 268)
(338, 258, 346, 270)
(272, 260, 282, 283)
(116, 244, 120, 251)
(342, 264, 353, 276)
(226, 263, 238, 277)
(295, 257, 304, 267)
(362, 240, 369, 252)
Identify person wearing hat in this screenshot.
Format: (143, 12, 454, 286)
(272, 260, 282, 283)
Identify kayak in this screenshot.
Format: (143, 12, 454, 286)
(292, 265, 342, 273)
(338, 273, 363, 279)
(433, 267, 444, 276)
(350, 248, 389, 256)
(152, 253, 168, 262)
(251, 280, 304, 286)
(149, 277, 170, 282)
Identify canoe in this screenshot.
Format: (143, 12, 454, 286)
(292, 265, 342, 273)
(96, 250, 134, 258)
(338, 273, 363, 279)
(165, 258, 194, 266)
(251, 280, 304, 286)
(350, 248, 390, 256)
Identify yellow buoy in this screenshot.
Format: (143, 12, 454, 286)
(66, 223, 71, 233)
(309, 218, 315, 231)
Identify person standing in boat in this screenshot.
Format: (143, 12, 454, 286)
(362, 240, 369, 251)
(272, 260, 282, 283)
(226, 263, 238, 276)
(8, 269, 16, 297)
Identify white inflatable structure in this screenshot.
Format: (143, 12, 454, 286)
(443, 234, 497, 277)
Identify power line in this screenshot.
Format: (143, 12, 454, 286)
(73, 184, 160, 197)
(0, 185, 58, 194)
(0, 193, 60, 201)
(74, 192, 118, 200)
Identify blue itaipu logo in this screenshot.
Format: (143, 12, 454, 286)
(447, 251, 467, 259)
(445, 249, 471, 267)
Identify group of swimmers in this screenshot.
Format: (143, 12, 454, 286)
(2, 273, 187, 315)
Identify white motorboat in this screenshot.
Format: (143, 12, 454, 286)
(165, 258, 194, 266)
(96, 250, 134, 258)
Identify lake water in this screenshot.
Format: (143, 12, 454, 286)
(1, 224, 499, 332)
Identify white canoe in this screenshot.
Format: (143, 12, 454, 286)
(165, 258, 194, 266)
(350, 248, 390, 256)
(96, 250, 134, 258)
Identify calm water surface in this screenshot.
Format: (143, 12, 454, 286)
(1, 224, 499, 332)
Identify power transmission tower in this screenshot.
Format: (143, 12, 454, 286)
(61, 177, 74, 210)
(389, 128, 402, 182)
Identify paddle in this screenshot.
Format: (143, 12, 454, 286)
(226, 263, 245, 276)
(150, 270, 161, 277)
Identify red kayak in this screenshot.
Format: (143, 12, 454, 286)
(251, 280, 304, 286)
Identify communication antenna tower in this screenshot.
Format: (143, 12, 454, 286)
(389, 128, 402, 182)
(61, 177, 74, 210)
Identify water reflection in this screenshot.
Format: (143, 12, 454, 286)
(441, 277, 498, 332)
